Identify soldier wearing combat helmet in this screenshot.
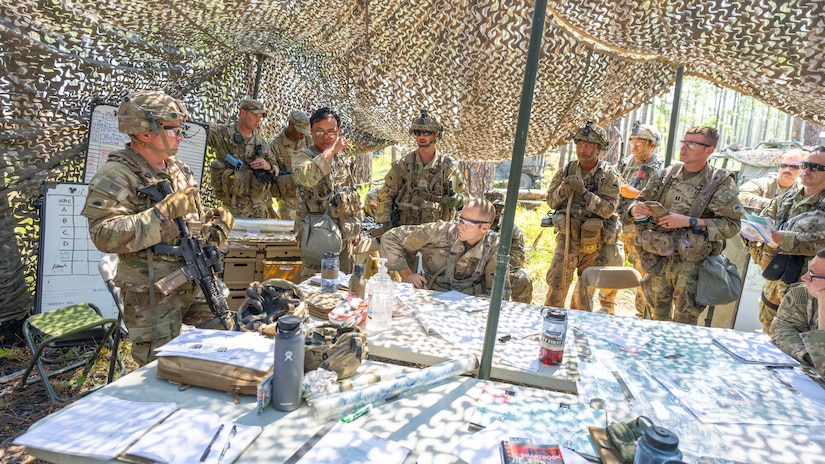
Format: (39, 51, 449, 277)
(375, 109, 468, 232)
(544, 121, 620, 310)
(82, 90, 234, 365)
(485, 190, 533, 303)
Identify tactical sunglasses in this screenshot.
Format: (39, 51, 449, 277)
(457, 216, 489, 226)
(801, 162, 825, 172)
(413, 130, 434, 136)
(780, 163, 801, 170)
(679, 140, 712, 149)
(163, 125, 189, 137)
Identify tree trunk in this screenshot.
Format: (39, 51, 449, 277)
(462, 161, 495, 198)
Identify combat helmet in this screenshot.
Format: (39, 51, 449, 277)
(484, 190, 505, 206)
(409, 108, 443, 138)
(117, 90, 189, 135)
(630, 121, 662, 145)
(573, 120, 607, 149)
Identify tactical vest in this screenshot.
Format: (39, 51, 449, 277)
(617, 155, 662, 225)
(438, 230, 499, 295)
(394, 152, 456, 225)
(209, 125, 268, 205)
(297, 147, 361, 219)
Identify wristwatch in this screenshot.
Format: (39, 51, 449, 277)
(689, 216, 698, 228)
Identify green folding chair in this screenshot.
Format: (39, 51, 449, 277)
(19, 302, 120, 403)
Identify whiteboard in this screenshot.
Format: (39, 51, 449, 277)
(84, 103, 209, 185)
(35, 183, 119, 319)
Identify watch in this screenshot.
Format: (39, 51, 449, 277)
(689, 216, 698, 228)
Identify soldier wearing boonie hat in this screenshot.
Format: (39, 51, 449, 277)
(268, 110, 314, 220)
(484, 190, 533, 304)
(208, 98, 278, 218)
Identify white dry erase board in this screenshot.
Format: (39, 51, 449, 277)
(35, 183, 119, 318)
(83, 103, 209, 185)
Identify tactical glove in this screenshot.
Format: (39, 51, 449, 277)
(565, 175, 586, 195)
(154, 186, 199, 220)
(253, 169, 279, 184)
(204, 207, 234, 247)
(442, 194, 464, 209)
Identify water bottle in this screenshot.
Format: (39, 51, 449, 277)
(633, 426, 682, 464)
(349, 263, 366, 299)
(367, 258, 393, 332)
(321, 251, 339, 293)
(539, 307, 567, 365)
(272, 315, 304, 412)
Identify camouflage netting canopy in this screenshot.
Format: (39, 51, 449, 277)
(2, 0, 825, 318)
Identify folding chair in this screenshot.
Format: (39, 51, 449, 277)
(580, 266, 643, 314)
(19, 302, 119, 403)
(98, 254, 127, 382)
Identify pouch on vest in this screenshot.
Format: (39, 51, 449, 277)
(300, 213, 343, 264)
(304, 324, 367, 379)
(210, 160, 227, 201)
(638, 249, 663, 274)
(696, 254, 742, 306)
(759, 245, 778, 272)
(781, 255, 805, 284)
(676, 229, 712, 262)
(602, 216, 621, 245)
(763, 253, 789, 281)
(640, 229, 675, 257)
(580, 218, 603, 254)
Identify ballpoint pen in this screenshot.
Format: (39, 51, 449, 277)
(200, 424, 224, 462)
(217, 424, 237, 464)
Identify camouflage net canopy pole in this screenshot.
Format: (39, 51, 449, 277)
(2, 0, 825, 319)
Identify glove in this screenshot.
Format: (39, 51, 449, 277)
(154, 186, 199, 220)
(442, 194, 464, 209)
(565, 175, 585, 195)
(204, 207, 234, 246)
(252, 169, 279, 184)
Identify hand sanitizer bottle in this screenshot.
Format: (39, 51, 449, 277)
(367, 258, 393, 332)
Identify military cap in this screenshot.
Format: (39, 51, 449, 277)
(289, 110, 311, 135)
(484, 190, 505, 206)
(573, 120, 608, 149)
(239, 98, 267, 116)
(117, 90, 188, 135)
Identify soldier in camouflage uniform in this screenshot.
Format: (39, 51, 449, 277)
(753, 147, 825, 334)
(771, 248, 825, 376)
(485, 190, 533, 303)
(269, 110, 313, 220)
(208, 99, 279, 218)
(375, 109, 468, 231)
(544, 121, 620, 309)
(599, 123, 662, 316)
(82, 91, 234, 365)
(380, 199, 505, 297)
(631, 126, 742, 325)
(738, 148, 805, 213)
(292, 107, 363, 278)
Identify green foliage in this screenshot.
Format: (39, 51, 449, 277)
(512, 203, 555, 304)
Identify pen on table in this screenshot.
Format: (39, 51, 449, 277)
(217, 424, 237, 464)
(200, 424, 224, 462)
(415, 251, 424, 275)
(341, 403, 373, 423)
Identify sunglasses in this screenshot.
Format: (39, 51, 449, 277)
(457, 216, 489, 226)
(780, 164, 801, 170)
(163, 125, 189, 137)
(680, 140, 712, 149)
(413, 130, 434, 136)
(806, 270, 825, 281)
(801, 162, 825, 172)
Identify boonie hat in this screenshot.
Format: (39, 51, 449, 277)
(289, 110, 311, 135)
(239, 99, 267, 116)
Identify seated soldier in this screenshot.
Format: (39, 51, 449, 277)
(771, 247, 825, 375)
(379, 198, 508, 298)
(485, 190, 533, 303)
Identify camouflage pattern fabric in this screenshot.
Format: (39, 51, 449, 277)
(269, 129, 312, 220)
(738, 173, 798, 213)
(380, 221, 504, 297)
(757, 187, 825, 333)
(635, 164, 742, 325)
(375, 150, 468, 227)
(292, 145, 363, 276)
(81, 146, 220, 365)
(544, 159, 620, 309)
(771, 283, 825, 376)
(208, 122, 276, 218)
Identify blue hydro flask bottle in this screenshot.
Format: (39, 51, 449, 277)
(272, 315, 304, 412)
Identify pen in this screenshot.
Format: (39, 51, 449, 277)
(217, 424, 237, 464)
(200, 424, 224, 462)
(341, 403, 373, 423)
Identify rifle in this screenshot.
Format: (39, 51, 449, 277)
(225, 153, 279, 184)
(138, 180, 231, 329)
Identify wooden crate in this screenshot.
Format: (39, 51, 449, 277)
(226, 289, 249, 312)
(264, 242, 300, 260)
(222, 257, 260, 287)
(263, 261, 302, 284)
(223, 241, 260, 259)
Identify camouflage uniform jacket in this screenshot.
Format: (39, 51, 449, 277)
(81, 145, 205, 291)
(292, 145, 363, 242)
(616, 154, 662, 226)
(738, 173, 798, 212)
(380, 221, 503, 296)
(376, 150, 468, 226)
(491, 218, 527, 270)
(546, 159, 620, 222)
(771, 283, 825, 375)
(634, 164, 742, 242)
(268, 130, 312, 197)
(208, 122, 275, 218)
(762, 186, 825, 256)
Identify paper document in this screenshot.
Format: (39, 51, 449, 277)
(285, 420, 415, 464)
(13, 395, 176, 461)
(712, 328, 799, 367)
(433, 290, 489, 312)
(154, 329, 274, 372)
(739, 212, 776, 244)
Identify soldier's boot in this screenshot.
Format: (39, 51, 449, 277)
(596, 300, 615, 315)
